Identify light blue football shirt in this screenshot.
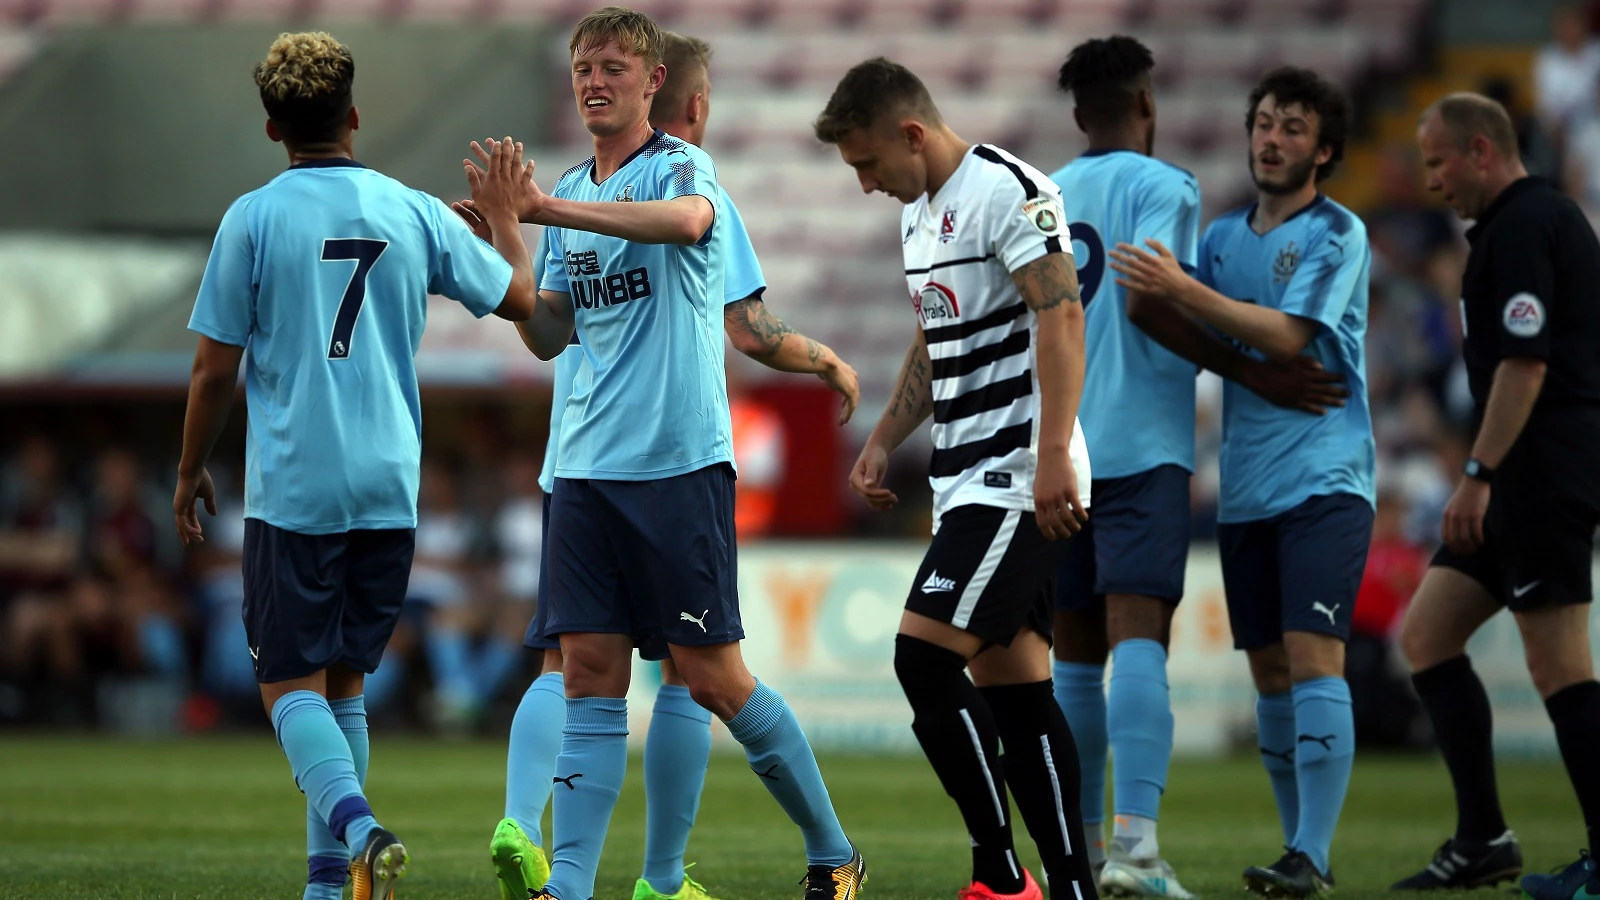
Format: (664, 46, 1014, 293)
(1196, 194, 1375, 523)
(1051, 149, 1201, 478)
(539, 131, 732, 480)
(538, 183, 766, 492)
(188, 159, 511, 534)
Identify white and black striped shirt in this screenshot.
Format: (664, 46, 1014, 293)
(902, 144, 1092, 526)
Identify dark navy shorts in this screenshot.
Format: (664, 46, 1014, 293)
(1217, 492, 1374, 651)
(241, 519, 415, 683)
(1058, 464, 1192, 610)
(523, 492, 560, 651)
(544, 463, 743, 661)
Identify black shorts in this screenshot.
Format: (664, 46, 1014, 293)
(906, 504, 1066, 647)
(1429, 459, 1600, 611)
(1057, 464, 1191, 609)
(241, 519, 415, 683)
(544, 463, 743, 661)
(1217, 493, 1373, 651)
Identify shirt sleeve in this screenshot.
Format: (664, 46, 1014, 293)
(426, 197, 513, 319)
(1485, 211, 1559, 360)
(1277, 225, 1367, 331)
(720, 192, 767, 304)
(187, 200, 256, 347)
(1135, 169, 1201, 274)
(990, 177, 1070, 275)
(540, 225, 570, 294)
(656, 146, 720, 248)
(1194, 223, 1217, 288)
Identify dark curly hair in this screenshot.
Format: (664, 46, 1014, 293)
(1246, 66, 1349, 182)
(1056, 35, 1155, 130)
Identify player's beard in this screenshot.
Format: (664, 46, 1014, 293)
(1250, 154, 1317, 196)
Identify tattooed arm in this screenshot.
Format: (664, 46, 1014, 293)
(849, 329, 933, 510)
(724, 295, 861, 424)
(1012, 251, 1088, 538)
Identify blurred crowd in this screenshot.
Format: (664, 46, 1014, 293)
(10, 8, 1600, 735)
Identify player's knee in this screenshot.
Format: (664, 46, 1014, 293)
(1397, 616, 1458, 672)
(1053, 610, 1109, 664)
(540, 648, 565, 676)
(894, 634, 969, 704)
(1525, 647, 1594, 699)
(1106, 593, 1171, 646)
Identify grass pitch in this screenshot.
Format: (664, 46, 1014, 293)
(0, 735, 1580, 899)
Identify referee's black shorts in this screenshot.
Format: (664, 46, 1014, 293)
(1430, 455, 1600, 612)
(905, 504, 1065, 647)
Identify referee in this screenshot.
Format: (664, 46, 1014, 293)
(1392, 92, 1600, 900)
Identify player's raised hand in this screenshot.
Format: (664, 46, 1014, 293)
(172, 467, 217, 547)
(819, 354, 861, 425)
(1244, 354, 1350, 415)
(1109, 238, 1191, 301)
(466, 137, 535, 227)
(469, 136, 547, 224)
(1033, 446, 1088, 540)
(850, 442, 897, 509)
(450, 199, 493, 243)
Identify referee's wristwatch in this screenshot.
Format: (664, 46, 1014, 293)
(1463, 458, 1495, 483)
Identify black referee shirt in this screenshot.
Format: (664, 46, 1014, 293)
(1461, 177, 1600, 446)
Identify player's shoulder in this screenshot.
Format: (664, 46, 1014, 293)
(555, 157, 597, 194)
(1203, 203, 1254, 240)
(642, 131, 715, 170)
(971, 144, 1058, 202)
(1301, 195, 1367, 248)
(1500, 177, 1582, 229)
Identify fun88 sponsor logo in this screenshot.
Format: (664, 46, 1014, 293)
(566, 250, 653, 309)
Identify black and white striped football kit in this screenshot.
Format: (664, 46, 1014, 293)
(901, 144, 1092, 646)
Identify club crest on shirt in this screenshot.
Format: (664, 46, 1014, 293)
(913, 281, 960, 325)
(614, 184, 635, 203)
(939, 206, 957, 243)
(1272, 241, 1300, 283)
(1502, 292, 1545, 337)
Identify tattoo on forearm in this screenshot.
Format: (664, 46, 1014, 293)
(805, 337, 824, 367)
(726, 298, 796, 357)
(1016, 254, 1082, 312)
(887, 342, 932, 419)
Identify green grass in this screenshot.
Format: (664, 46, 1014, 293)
(0, 736, 1582, 899)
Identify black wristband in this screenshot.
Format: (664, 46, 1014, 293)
(1464, 458, 1495, 482)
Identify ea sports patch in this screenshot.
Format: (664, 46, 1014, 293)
(1022, 196, 1064, 238)
(1502, 292, 1545, 338)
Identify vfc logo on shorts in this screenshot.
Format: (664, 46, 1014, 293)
(939, 207, 957, 243)
(1273, 241, 1301, 283)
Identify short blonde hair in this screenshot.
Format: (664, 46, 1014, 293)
(569, 6, 664, 69)
(253, 31, 354, 144)
(656, 32, 713, 118)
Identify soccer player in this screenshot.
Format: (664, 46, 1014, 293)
(470, 29, 862, 900)
(171, 31, 538, 900)
(1048, 38, 1347, 898)
(1392, 93, 1600, 900)
(1110, 67, 1373, 898)
(817, 57, 1100, 900)
(463, 10, 864, 900)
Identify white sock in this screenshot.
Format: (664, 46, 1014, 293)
(1112, 814, 1159, 861)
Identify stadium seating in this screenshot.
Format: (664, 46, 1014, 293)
(0, 0, 1427, 409)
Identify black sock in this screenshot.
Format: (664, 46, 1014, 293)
(1412, 655, 1508, 843)
(1545, 680, 1600, 855)
(981, 680, 1099, 900)
(895, 636, 1025, 893)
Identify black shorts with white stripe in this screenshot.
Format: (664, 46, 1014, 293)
(905, 504, 1064, 646)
